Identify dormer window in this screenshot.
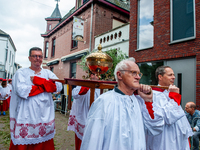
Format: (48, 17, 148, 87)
(77, 0, 82, 8)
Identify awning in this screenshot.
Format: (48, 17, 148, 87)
(46, 58, 60, 66)
(61, 49, 89, 62)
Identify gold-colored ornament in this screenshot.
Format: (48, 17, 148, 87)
(0, 100, 3, 105)
(85, 44, 113, 78)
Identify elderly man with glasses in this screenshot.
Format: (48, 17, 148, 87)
(9, 47, 62, 150)
(80, 57, 166, 150)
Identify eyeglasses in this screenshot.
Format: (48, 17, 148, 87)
(30, 55, 43, 59)
(120, 70, 143, 78)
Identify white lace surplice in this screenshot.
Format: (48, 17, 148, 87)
(67, 86, 100, 140)
(10, 68, 62, 145)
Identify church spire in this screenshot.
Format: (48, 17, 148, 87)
(50, 0, 62, 18)
(44, 0, 62, 33)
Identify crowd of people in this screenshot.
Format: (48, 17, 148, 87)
(0, 46, 199, 150)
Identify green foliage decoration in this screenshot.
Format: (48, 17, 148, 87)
(77, 52, 90, 72)
(77, 48, 128, 80)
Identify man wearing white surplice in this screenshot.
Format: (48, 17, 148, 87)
(80, 57, 164, 150)
(67, 72, 100, 150)
(145, 66, 193, 150)
(9, 47, 62, 150)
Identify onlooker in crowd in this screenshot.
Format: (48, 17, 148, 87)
(185, 101, 200, 150)
(53, 91, 61, 111)
(0, 79, 10, 115)
(7, 79, 12, 91)
(145, 66, 193, 150)
(0, 78, 3, 87)
(80, 57, 165, 150)
(67, 71, 100, 150)
(7, 79, 12, 107)
(9, 47, 62, 150)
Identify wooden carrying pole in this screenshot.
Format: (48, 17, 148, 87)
(51, 78, 169, 110)
(64, 78, 117, 110)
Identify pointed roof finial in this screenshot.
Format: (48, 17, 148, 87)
(55, 0, 60, 4)
(49, 0, 62, 18)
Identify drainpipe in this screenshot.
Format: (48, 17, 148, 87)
(89, 2, 94, 52)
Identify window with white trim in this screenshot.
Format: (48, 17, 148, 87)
(171, 0, 195, 42)
(137, 0, 154, 49)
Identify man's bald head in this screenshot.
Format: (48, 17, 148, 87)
(185, 102, 196, 115)
(186, 102, 196, 109)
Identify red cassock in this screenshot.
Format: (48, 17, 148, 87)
(0, 99, 9, 111)
(9, 138, 55, 150)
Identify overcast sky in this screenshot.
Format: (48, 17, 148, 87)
(0, 0, 76, 68)
(0, 0, 153, 68)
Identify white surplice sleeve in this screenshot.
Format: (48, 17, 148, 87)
(136, 95, 165, 136)
(14, 69, 32, 99)
(72, 86, 82, 98)
(153, 91, 185, 125)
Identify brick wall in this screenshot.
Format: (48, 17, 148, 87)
(129, 0, 200, 104)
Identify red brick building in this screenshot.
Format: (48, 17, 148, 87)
(41, 0, 129, 79)
(129, 0, 198, 107)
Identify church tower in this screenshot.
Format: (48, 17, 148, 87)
(45, 0, 62, 33)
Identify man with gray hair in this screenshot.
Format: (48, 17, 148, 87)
(80, 57, 164, 150)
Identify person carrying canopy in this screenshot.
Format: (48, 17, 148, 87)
(67, 72, 100, 150)
(145, 65, 193, 150)
(80, 57, 165, 150)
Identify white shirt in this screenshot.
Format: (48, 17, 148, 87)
(10, 68, 62, 145)
(67, 86, 100, 140)
(0, 86, 10, 100)
(80, 87, 164, 150)
(145, 89, 193, 150)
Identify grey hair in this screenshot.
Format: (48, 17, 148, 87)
(114, 57, 135, 82)
(155, 66, 171, 81)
